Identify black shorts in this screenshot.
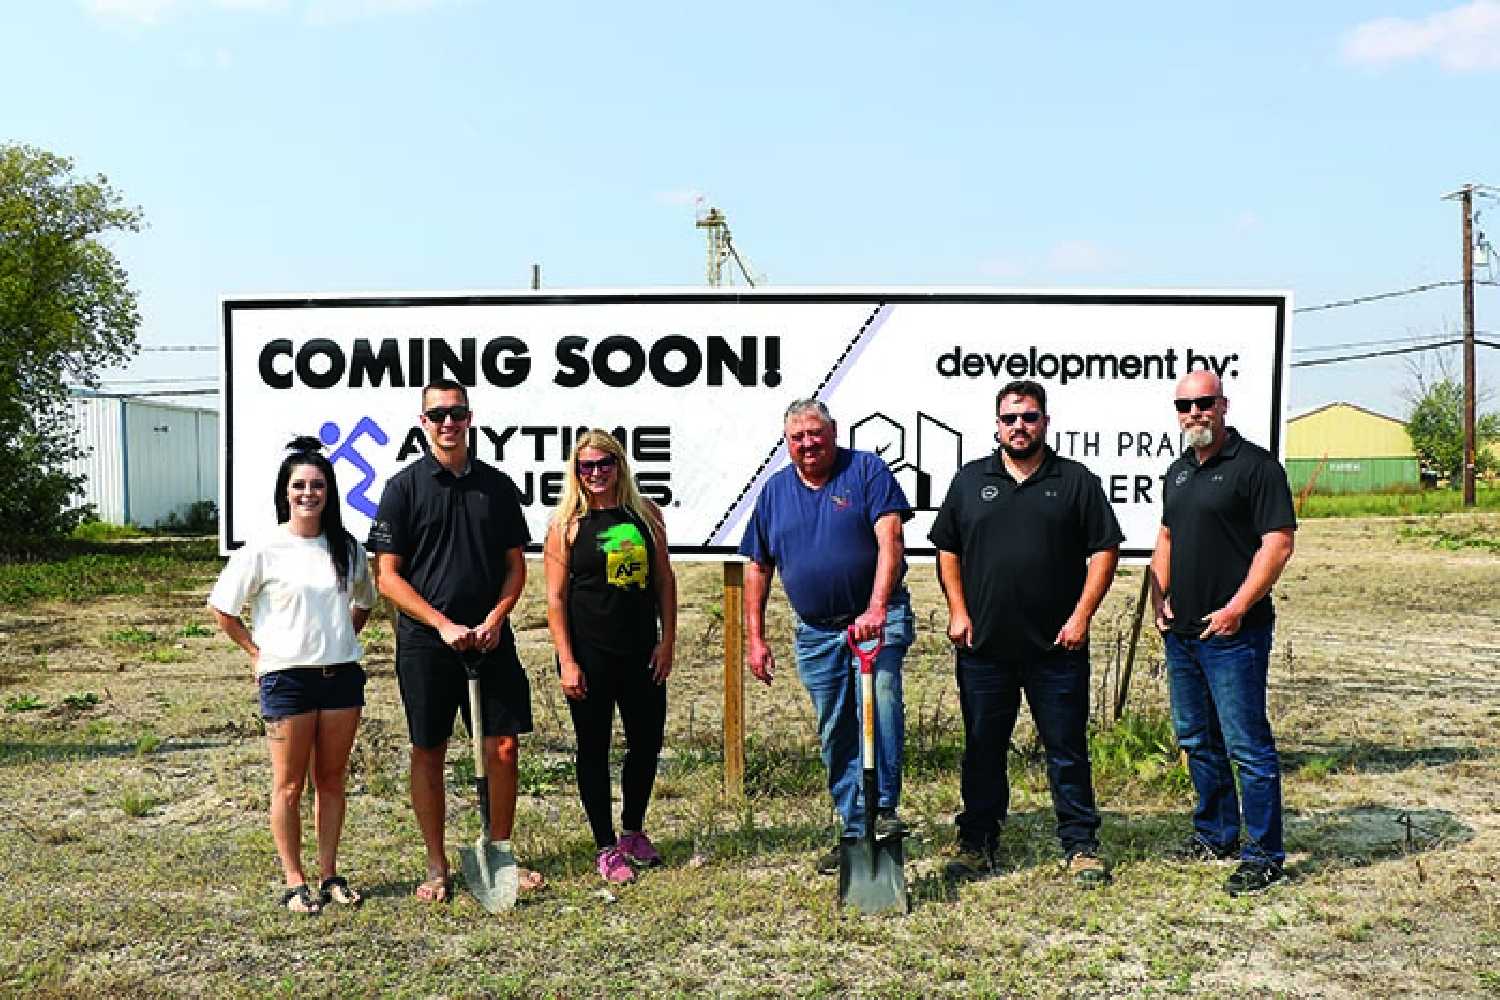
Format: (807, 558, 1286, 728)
(395, 636, 533, 749)
(258, 664, 366, 721)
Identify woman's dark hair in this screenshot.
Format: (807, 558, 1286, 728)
(273, 436, 357, 592)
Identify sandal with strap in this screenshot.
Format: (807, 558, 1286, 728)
(319, 876, 363, 908)
(279, 884, 322, 916)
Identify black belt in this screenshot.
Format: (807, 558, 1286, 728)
(801, 613, 858, 630)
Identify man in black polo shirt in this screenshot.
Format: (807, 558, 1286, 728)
(1150, 369, 1296, 897)
(368, 378, 543, 901)
(929, 380, 1122, 887)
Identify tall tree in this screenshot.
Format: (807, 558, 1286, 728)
(0, 144, 143, 538)
(1406, 378, 1500, 485)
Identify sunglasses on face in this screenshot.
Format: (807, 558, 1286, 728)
(577, 455, 618, 476)
(423, 405, 471, 424)
(998, 411, 1043, 426)
(1173, 395, 1219, 414)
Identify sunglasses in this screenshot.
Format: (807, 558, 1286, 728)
(998, 411, 1043, 426)
(577, 455, 618, 476)
(423, 405, 471, 424)
(1173, 395, 1219, 414)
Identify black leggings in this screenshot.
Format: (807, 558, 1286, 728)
(566, 646, 667, 849)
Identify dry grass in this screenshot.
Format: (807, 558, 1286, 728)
(1, 514, 1498, 998)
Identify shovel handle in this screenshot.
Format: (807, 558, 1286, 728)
(462, 653, 487, 782)
(846, 628, 884, 772)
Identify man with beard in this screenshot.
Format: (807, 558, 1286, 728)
(929, 380, 1122, 886)
(1151, 369, 1296, 896)
(740, 398, 916, 875)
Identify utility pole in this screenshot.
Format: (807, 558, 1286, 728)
(1444, 184, 1481, 505)
(530, 263, 541, 290)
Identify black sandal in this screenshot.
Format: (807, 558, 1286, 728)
(279, 884, 322, 916)
(319, 876, 363, 908)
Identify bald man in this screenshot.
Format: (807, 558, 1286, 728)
(1150, 370, 1296, 896)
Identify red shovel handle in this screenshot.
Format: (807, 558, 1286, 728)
(846, 627, 884, 674)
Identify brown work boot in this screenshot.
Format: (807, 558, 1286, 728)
(1065, 849, 1112, 888)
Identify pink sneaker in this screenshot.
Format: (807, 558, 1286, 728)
(617, 831, 663, 867)
(597, 845, 635, 884)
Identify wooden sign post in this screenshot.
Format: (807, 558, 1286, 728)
(722, 561, 745, 800)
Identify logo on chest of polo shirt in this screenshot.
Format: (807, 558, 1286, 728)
(1044, 489, 1058, 498)
(1175, 470, 1191, 487)
(979, 484, 1000, 502)
(830, 493, 851, 510)
(1211, 474, 1225, 482)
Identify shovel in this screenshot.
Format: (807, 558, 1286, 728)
(837, 627, 909, 915)
(457, 650, 518, 913)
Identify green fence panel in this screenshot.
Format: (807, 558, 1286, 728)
(1286, 457, 1420, 495)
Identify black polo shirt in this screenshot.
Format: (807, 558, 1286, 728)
(1160, 427, 1296, 636)
(367, 453, 531, 645)
(929, 447, 1123, 661)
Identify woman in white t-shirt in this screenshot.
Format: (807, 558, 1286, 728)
(209, 437, 377, 916)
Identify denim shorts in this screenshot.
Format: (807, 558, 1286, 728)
(258, 663, 366, 721)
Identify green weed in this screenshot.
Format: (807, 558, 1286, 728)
(1300, 754, 1342, 780)
(141, 646, 190, 663)
(119, 789, 161, 817)
(60, 692, 100, 710)
(135, 732, 162, 755)
(1397, 522, 1500, 552)
(70, 520, 147, 541)
(106, 626, 159, 645)
(5, 693, 45, 712)
(1089, 711, 1189, 793)
(176, 621, 214, 639)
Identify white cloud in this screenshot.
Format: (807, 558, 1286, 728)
(1046, 240, 1115, 273)
(654, 188, 707, 208)
(1233, 210, 1262, 234)
(1342, 1, 1500, 72)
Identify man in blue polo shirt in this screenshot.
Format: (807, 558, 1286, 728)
(1151, 369, 1297, 897)
(740, 398, 916, 875)
(929, 380, 1122, 887)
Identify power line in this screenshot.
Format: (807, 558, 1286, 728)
(1290, 339, 1463, 368)
(139, 345, 217, 352)
(1295, 279, 1499, 314)
(1292, 332, 1471, 354)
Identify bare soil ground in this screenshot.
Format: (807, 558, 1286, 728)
(1, 514, 1497, 998)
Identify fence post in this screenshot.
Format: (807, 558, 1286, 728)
(723, 560, 745, 800)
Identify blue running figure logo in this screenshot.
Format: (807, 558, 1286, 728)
(320, 417, 389, 517)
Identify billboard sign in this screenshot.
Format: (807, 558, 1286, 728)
(221, 290, 1289, 560)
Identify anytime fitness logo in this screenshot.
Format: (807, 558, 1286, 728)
(319, 417, 390, 518)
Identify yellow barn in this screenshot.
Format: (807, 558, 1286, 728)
(1285, 402, 1419, 494)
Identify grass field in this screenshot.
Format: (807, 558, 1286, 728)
(1296, 486, 1500, 518)
(2, 514, 1498, 998)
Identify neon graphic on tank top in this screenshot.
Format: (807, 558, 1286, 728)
(597, 522, 649, 590)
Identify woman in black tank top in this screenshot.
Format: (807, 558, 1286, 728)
(544, 430, 678, 885)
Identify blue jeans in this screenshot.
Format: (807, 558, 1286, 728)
(793, 599, 914, 838)
(1165, 623, 1284, 865)
(954, 648, 1101, 854)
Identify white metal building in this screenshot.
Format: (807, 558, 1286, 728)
(65, 394, 219, 527)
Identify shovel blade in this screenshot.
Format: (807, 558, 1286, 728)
(837, 836, 909, 915)
(459, 837, 518, 913)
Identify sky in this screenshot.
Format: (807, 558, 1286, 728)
(5, 0, 1499, 420)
